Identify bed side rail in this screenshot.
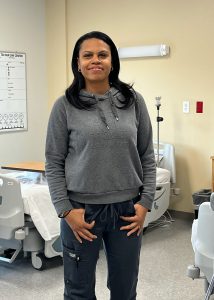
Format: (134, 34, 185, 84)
(153, 142, 176, 184)
(0, 174, 25, 239)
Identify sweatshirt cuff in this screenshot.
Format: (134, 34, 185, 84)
(55, 199, 74, 217)
(137, 195, 153, 211)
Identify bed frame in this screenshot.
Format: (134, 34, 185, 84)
(144, 142, 176, 228)
(0, 175, 62, 270)
(0, 142, 175, 269)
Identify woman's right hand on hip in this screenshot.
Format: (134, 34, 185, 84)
(65, 208, 97, 243)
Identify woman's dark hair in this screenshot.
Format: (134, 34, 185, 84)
(65, 31, 135, 109)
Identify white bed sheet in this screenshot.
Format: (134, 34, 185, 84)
(20, 183, 60, 241)
(20, 168, 169, 242)
(3, 168, 169, 242)
(156, 167, 170, 183)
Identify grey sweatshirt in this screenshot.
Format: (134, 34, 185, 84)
(45, 87, 156, 216)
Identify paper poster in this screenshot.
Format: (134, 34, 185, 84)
(0, 51, 27, 132)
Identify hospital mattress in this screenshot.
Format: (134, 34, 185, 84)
(156, 167, 170, 183)
(21, 183, 60, 242)
(4, 167, 170, 242)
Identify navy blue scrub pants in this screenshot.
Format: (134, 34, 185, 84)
(61, 199, 143, 300)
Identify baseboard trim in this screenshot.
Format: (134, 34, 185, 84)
(168, 209, 195, 221)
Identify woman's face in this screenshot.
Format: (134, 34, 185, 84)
(77, 38, 112, 89)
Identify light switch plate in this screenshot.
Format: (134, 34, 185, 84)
(183, 101, 190, 113)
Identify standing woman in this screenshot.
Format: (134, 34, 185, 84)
(45, 31, 156, 300)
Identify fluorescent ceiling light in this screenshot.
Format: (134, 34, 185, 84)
(118, 44, 170, 59)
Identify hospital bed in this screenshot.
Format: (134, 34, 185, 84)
(0, 173, 62, 270)
(144, 142, 176, 228)
(0, 142, 175, 269)
(188, 193, 214, 299)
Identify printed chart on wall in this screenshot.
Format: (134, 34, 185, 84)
(0, 51, 27, 132)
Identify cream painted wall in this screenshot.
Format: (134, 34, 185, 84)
(0, 0, 48, 165)
(47, 0, 214, 213)
(45, 0, 67, 108)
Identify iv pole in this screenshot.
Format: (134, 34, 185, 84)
(155, 96, 164, 167)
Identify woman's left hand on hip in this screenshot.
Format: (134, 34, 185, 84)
(120, 204, 148, 236)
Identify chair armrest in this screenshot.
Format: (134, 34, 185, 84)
(210, 193, 214, 211)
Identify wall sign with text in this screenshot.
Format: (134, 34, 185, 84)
(0, 51, 27, 132)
